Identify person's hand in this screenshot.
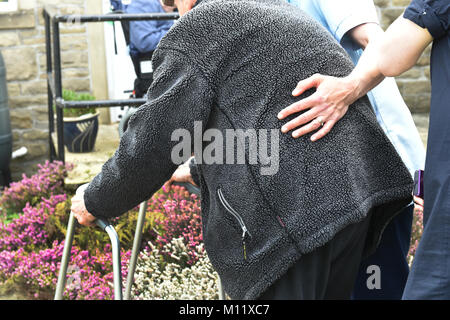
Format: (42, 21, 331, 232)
(163, 162, 197, 193)
(71, 190, 96, 227)
(277, 74, 359, 141)
(413, 195, 424, 217)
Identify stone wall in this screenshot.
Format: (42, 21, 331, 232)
(0, 0, 91, 179)
(375, 0, 431, 113)
(0, 0, 432, 180)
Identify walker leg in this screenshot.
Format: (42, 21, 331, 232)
(218, 278, 226, 300)
(54, 210, 76, 300)
(124, 200, 148, 300)
(96, 219, 123, 300)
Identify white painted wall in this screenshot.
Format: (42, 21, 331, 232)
(102, 0, 136, 123)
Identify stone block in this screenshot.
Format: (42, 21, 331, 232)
(380, 8, 404, 29)
(19, 0, 37, 11)
(21, 142, 48, 161)
(400, 80, 431, 96)
(63, 77, 91, 92)
(0, 10, 36, 30)
(9, 110, 33, 129)
(62, 68, 90, 78)
(30, 105, 50, 122)
(374, 0, 391, 8)
(9, 95, 47, 108)
(22, 129, 48, 141)
(423, 66, 430, 79)
(1, 47, 38, 81)
(20, 80, 48, 95)
(391, 0, 411, 6)
(60, 25, 86, 34)
(61, 50, 89, 68)
(397, 67, 422, 79)
(415, 94, 431, 113)
(6, 82, 20, 98)
(403, 94, 431, 113)
(22, 36, 45, 45)
(60, 35, 88, 51)
(0, 31, 21, 47)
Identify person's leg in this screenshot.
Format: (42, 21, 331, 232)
(323, 213, 372, 299)
(258, 214, 371, 300)
(351, 205, 413, 300)
(403, 202, 450, 299)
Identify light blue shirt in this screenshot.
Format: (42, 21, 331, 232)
(287, 0, 425, 177)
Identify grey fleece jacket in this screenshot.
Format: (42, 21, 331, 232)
(85, 0, 413, 299)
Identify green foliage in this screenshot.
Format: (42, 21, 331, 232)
(44, 198, 163, 254)
(61, 89, 96, 118)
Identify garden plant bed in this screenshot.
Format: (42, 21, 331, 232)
(0, 161, 219, 300)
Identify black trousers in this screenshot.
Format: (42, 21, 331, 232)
(259, 213, 372, 300)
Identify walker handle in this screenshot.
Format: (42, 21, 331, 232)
(95, 218, 123, 300)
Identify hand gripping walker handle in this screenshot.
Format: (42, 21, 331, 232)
(172, 181, 200, 195)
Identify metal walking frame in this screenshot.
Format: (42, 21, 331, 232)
(54, 182, 226, 300)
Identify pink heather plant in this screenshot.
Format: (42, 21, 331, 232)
(0, 161, 206, 299)
(152, 186, 203, 266)
(0, 240, 131, 299)
(0, 161, 73, 214)
(0, 194, 67, 251)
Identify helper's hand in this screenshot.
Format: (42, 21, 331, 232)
(71, 190, 96, 227)
(163, 162, 197, 194)
(277, 74, 358, 141)
(413, 195, 424, 217)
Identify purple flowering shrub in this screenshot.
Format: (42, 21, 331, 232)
(153, 186, 203, 267)
(0, 161, 204, 299)
(0, 161, 73, 217)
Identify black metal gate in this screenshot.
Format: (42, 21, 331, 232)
(44, 6, 178, 163)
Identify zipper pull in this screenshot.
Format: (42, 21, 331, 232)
(242, 229, 248, 260)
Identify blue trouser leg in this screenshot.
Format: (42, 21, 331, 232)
(351, 205, 413, 300)
(402, 191, 450, 299)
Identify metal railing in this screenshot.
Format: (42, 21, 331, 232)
(44, 6, 179, 163)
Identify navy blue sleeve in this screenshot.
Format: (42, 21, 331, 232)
(127, 1, 171, 53)
(404, 0, 450, 39)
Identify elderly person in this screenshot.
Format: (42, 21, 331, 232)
(71, 0, 413, 300)
(284, 0, 426, 300)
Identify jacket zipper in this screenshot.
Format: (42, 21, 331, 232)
(217, 188, 251, 260)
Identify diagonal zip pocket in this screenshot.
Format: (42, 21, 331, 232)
(217, 188, 252, 260)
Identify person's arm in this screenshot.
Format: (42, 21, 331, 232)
(127, 1, 173, 53)
(130, 20, 172, 53)
(278, 15, 432, 141)
(73, 48, 213, 224)
(278, 22, 385, 141)
(377, 16, 432, 77)
(162, 156, 198, 192)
